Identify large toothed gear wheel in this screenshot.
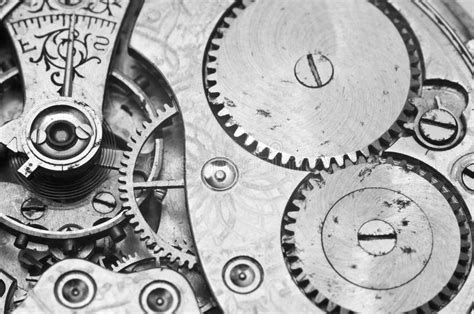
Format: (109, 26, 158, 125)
(205, 0, 423, 170)
(281, 154, 472, 312)
(119, 105, 197, 269)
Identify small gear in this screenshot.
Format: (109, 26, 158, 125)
(119, 104, 197, 269)
(281, 154, 472, 312)
(107, 251, 218, 311)
(110, 253, 157, 273)
(204, 0, 423, 170)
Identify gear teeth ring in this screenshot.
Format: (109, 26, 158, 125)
(281, 153, 472, 312)
(119, 105, 197, 269)
(110, 253, 156, 273)
(204, 0, 424, 172)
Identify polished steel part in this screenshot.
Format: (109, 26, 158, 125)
(281, 155, 472, 312)
(0, 0, 129, 177)
(0, 0, 206, 311)
(119, 105, 197, 268)
(14, 259, 199, 313)
(0, 0, 472, 313)
(5, 0, 128, 114)
(130, 0, 473, 312)
(205, 0, 422, 170)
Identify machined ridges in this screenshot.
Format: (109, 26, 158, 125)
(383, 156, 473, 312)
(204, 0, 424, 172)
(281, 154, 472, 313)
(118, 105, 197, 269)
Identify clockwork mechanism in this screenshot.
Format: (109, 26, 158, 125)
(0, 0, 473, 313)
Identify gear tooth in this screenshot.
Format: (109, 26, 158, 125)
(145, 238, 156, 248)
(280, 153, 291, 166)
(118, 176, 128, 184)
(264, 147, 276, 161)
(346, 151, 358, 164)
(139, 233, 150, 242)
(119, 191, 129, 200)
(216, 106, 231, 118)
(286, 210, 299, 221)
(281, 232, 294, 244)
(118, 164, 129, 173)
(120, 160, 131, 169)
(233, 125, 245, 137)
(287, 258, 303, 270)
(223, 16, 235, 26)
(207, 83, 221, 99)
(301, 158, 313, 171)
(256, 146, 270, 159)
(126, 141, 135, 150)
(283, 223, 296, 234)
(293, 157, 304, 170)
(389, 123, 403, 137)
(177, 258, 188, 268)
(359, 146, 370, 158)
(292, 199, 305, 209)
(207, 49, 219, 62)
(189, 260, 197, 269)
(397, 111, 410, 124)
(243, 136, 257, 149)
(300, 187, 311, 198)
(231, 7, 245, 17)
(381, 132, 393, 145)
(163, 103, 175, 113)
(321, 156, 331, 170)
(308, 175, 325, 190)
(206, 72, 218, 83)
(125, 209, 138, 220)
(301, 282, 317, 295)
(272, 152, 283, 165)
(207, 78, 217, 89)
(314, 292, 327, 304)
(162, 251, 174, 261)
(370, 139, 383, 152)
(210, 38, 221, 50)
(335, 155, 344, 167)
(326, 301, 339, 312)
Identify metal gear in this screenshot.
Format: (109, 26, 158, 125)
(281, 154, 472, 312)
(204, 0, 423, 170)
(119, 104, 197, 269)
(110, 252, 157, 273)
(107, 251, 218, 312)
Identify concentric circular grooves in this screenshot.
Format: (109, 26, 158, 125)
(203, 0, 424, 171)
(118, 105, 197, 269)
(280, 154, 472, 313)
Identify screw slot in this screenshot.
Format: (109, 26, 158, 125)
(294, 53, 334, 88)
(21, 198, 47, 220)
(418, 109, 459, 147)
(92, 192, 117, 214)
(357, 219, 397, 256)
